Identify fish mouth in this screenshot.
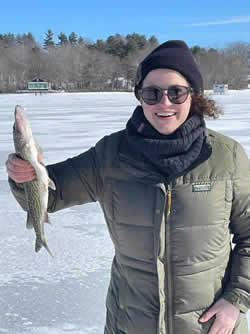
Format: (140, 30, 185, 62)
(14, 105, 31, 135)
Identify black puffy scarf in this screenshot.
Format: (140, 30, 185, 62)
(126, 106, 206, 178)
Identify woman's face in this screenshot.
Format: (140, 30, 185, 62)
(141, 68, 192, 135)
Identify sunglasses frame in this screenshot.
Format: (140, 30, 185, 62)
(138, 85, 193, 105)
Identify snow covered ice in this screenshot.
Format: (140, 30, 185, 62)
(0, 91, 249, 333)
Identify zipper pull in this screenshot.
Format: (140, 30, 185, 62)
(167, 190, 172, 216)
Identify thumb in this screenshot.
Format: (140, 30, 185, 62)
(200, 308, 217, 323)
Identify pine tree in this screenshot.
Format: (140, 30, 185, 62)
(78, 36, 85, 46)
(148, 35, 158, 46)
(44, 29, 55, 49)
(69, 32, 78, 45)
(58, 32, 68, 46)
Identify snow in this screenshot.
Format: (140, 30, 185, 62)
(0, 91, 249, 333)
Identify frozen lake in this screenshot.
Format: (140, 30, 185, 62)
(0, 91, 249, 333)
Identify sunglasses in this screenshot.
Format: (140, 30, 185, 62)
(138, 85, 193, 105)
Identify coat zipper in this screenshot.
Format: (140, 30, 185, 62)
(120, 153, 175, 333)
(167, 189, 172, 216)
(166, 185, 173, 334)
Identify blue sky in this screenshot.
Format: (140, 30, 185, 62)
(1, 0, 250, 48)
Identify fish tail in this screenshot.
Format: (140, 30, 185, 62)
(35, 238, 54, 257)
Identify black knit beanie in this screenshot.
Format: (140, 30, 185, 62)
(134, 40, 203, 100)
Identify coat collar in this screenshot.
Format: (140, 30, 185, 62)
(116, 128, 212, 184)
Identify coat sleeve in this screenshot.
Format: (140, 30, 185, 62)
(46, 145, 103, 212)
(222, 142, 250, 313)
(8, 145, 104, 214)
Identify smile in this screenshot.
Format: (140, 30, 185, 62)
(155, 112, 177, 118)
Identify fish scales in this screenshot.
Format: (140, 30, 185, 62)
(13, 105, 56, 256)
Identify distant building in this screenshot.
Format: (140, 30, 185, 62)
(28, 78, 51, 91)
(213, 84, 228, 94)
(106, 77, 133, 90)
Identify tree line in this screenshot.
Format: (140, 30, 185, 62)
(0, 30, 249, 93)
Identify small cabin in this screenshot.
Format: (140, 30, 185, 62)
(28, 78, 51, 92)
(213, 84, 228, 94)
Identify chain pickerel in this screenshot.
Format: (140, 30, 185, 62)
(13, 105, 56, 256)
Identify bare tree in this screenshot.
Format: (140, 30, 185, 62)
(0, 32, 249, 92)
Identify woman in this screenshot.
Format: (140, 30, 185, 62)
(6, 40, 250, 334)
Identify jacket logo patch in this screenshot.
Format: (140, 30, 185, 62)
(192, 183, 211, 192)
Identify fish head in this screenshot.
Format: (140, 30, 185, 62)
(13, 105, 33, 157)
(14, 105, 32, 139)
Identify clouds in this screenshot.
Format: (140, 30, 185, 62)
(186, 16, 250, 27)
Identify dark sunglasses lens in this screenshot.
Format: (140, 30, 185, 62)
(141, 87, 163, 105)
(168, 86, 189, 104)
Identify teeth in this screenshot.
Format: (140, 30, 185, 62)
(156, 113, 176, 117)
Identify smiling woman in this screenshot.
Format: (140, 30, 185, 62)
(6, 40, 250, 334)
(139, 69, 193, 135)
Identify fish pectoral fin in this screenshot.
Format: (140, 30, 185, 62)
(44, 212, 52, 225)
(35, 141, 43, 156)
(26, 212, 34, 229)
(48, 177, 56, 190)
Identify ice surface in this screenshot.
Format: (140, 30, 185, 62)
(0, 91, 249, 333)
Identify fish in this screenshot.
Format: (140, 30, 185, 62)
(13, 105, 56, 256)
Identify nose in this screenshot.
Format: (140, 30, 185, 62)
(159, 92, 172, 106)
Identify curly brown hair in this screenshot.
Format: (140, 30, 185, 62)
(190, 93, 223, 119)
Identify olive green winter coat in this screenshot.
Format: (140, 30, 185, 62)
(9, 128, 250, 334)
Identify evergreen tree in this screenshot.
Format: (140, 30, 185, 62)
(22, 33, 36, 47)
(95, 39, 106, 51)
(69, 32, 78, 45)
(2, 33, 15, 46)
(58, 32, 68, 46)
(126, 33, 147, 50)
(126, 34, 138, 54)
(78, 36, 85, 45)
(191, 45, 201, 56)
(106, 34, 126, 58)
(44, 29, 54, 49)
(148, 35, 158, 46)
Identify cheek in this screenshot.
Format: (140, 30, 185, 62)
(178, 99, 191, 118)
(142, 103, 154, 117)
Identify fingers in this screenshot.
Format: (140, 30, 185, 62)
(207, 315, 235, 334)
(208, 320, 233, 334)
(5, 153, 36, 183)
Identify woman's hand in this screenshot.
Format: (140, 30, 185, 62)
(5, 153, 42, 183)
(199, 298, 240, 334)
